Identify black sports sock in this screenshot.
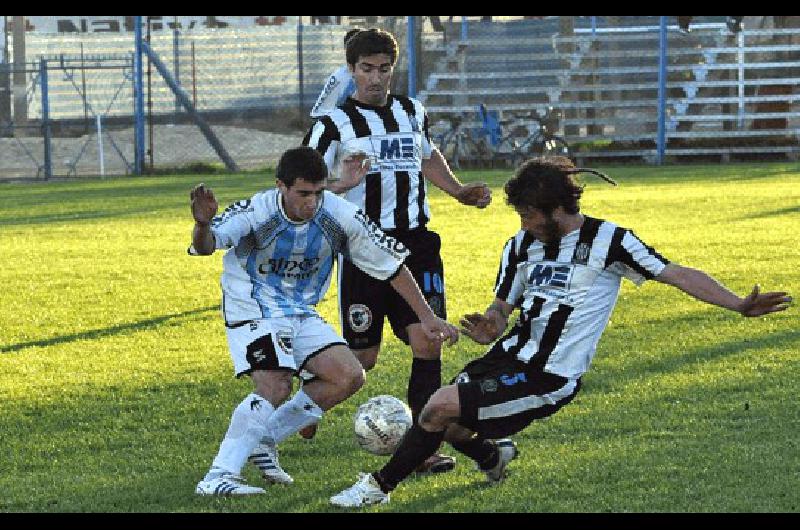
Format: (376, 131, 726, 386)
(450, 437, 498, 470)
(374, 424, 445, 492)
(407, 358, 441, 422)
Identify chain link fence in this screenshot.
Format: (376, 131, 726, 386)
(3, 16, 799, 180)
(1, 17, 404, 180)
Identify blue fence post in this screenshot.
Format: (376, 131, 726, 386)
(461, 16, 468, 41)
(591, 16, 597, 36)
(407, 16, 417, 97)
(173, 26, 180, 116)
(298, 18, 304, 116)
(134, 16, 145, 175)
(656, 15, 667, 165)
(40, 58, 52, 180)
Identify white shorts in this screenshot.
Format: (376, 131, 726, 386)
(225, 315, 347, 378)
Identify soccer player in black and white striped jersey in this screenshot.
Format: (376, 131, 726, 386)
(330, 156, 792, 508)
(304, 28, 491, 474)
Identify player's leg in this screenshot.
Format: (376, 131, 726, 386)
(388, 229, 453, 473)
(197, 320, 295, 495)
(330, 384, 460, 507)
(263, 318, 365, 445)
(339, 255, 388, 371)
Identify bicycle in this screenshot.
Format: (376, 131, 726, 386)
(430, 114, 492, 170)
(478, 104, 572, 167)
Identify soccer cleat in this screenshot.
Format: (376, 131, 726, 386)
(330, 473, 389, 508)
(482, 439, 518, 483)
(298, 422, 318, 440)
(195, 472, 266, 496)
(414, 453, 456, 474)
(249, 441, 294, 484)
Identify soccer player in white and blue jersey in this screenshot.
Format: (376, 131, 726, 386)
(330, 156, 792, 507)
(191, 147, 458, 496)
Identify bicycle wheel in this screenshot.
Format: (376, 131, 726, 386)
(534, 135, 572, 160)
(437, 129, 461, 170)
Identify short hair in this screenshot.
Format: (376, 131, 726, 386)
(344, 28, 362, 47)
(346, 28, 398, 66)
(276, 146, 328, 188)
(504, 156, 584, 215)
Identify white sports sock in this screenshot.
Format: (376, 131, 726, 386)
(263, 389, 323, 445)
(208, 393, 275, 477)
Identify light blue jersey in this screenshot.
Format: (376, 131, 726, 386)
(198, 189, 408, 324)
(309, 65, 356, 118)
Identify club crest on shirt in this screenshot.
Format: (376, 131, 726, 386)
(574, 243, 591, 265)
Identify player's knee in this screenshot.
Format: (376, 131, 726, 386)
(253, 371, 292, 405)
(354, 347, 379, 371)
(418, 388, 455, 430)
(342, 365, 366, 397)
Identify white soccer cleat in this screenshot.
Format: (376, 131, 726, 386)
(195, 472, 266, 496)
(483, 439, 518, 483)
(330, 473, 390, 508)
(249, 441, 294, 485)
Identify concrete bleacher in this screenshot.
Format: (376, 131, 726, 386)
(420, 16, 800, 162)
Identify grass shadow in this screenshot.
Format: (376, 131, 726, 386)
(1, 305, 219, 354)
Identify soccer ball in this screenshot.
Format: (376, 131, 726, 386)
(353, 395, 413, 456)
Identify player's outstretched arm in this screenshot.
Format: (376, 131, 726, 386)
(422, 148, 492, 208)
(190, 183, 218, 255)
(655, 263, 792, 317)
(460, 299, 514, 344)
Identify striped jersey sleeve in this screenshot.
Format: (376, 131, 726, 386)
(494, 233, 528, 306)
(604, 227, 669, 285)
(303, 115, 341, 173)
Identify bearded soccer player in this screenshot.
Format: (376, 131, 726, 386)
(329, 156, 792, 507)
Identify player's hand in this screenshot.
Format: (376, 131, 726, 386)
(738, 284, 792, 317)
(191, 183, 218, 225)
(421, 316, 459, 347)
(460, 312, 500, 344)
(340, 152, 371, 189)
(455, 182, 492, 209)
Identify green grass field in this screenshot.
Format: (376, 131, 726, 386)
(1, 163, 797, 512)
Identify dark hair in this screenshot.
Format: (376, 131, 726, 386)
(344, 28, 362, 47)
(276, 146, 328, 187)
(504, 156, 583, 215)
(346, 28, 398, 66)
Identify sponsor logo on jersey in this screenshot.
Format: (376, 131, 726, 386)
(348, 304, 372, 333)
(359, 134, 421, 172)
(353, 210, 409, 258)
(527, 263, 574, 291)
(499, 372, 528, 386)
(258, 257, 321, 279)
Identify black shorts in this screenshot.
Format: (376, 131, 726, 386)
(339, 227, 446, 349)
(452, 342, 581, 439)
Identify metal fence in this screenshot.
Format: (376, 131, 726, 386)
(2, 16, 799, 180)
(1, 18, 372, 179)
(418, 16, 800, 164)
